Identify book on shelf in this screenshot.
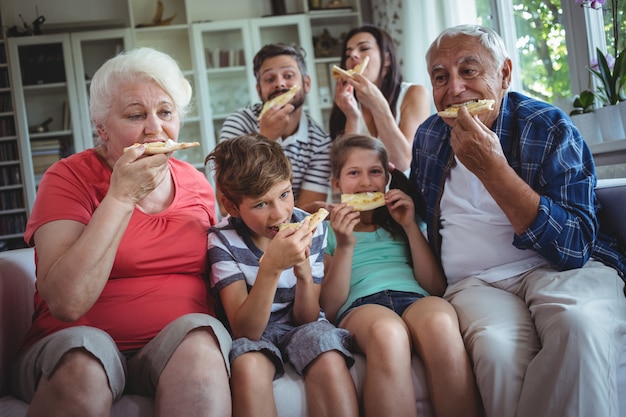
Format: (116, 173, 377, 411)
(32, 151, 60, 176)
(0, 93, 12, 112)
(62, 101, 70, 130)
(0, 141, 18, 161)
(0, 165, 21, 186)
(0, 116, 14, 137)
(31, 138, 60, 153)
(0, 212, 27, 235)
(205, 48, 245, 68)
(0, 189, 24, 211)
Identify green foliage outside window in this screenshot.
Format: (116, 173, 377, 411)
(475, 0, 572, 105)
(512, 0, 571, 103)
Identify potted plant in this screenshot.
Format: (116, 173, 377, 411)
(570, 90, 603, 144)
(589, 48, 626, 140)
(588, 47, 626, 106)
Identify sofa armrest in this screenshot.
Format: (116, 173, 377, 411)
(596, 178, 626, 248)
(0, 248, 36, 396)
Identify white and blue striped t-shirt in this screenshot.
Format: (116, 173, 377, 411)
(208, 208, 327, 324)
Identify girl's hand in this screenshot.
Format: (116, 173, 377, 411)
(385, 189, 416, 229)
(329, 203, 360, 248)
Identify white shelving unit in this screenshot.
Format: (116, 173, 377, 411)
(7, 29, 129, 213)
(0, 10, 28, 250)
(2, 0, 364, 217)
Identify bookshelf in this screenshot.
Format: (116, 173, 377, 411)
(0, 11, 27, 250)
(7, 30, 129, 214)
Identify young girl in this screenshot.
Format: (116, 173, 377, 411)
(322, 134, 483, 417)
(328, 24, 431, 173)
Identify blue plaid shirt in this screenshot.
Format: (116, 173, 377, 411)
(409, 92, 625, 281)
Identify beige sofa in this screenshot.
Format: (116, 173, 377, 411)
(1, 178, 625, 417)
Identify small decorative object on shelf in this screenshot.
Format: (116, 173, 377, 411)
(136, 1, 176, 28)
(270, 0, 287, 15)
(309, 0, 322, 9)
(28, 117, 53, 134)
(327, 0, 348, 8)
(5, 14, 33, 37)
(314, 29, 340, 58)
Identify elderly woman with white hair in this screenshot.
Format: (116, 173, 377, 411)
(9, 47, 232, 417)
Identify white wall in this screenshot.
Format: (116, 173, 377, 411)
(2, 0, 371, 29)
(1, 0, 129, 29)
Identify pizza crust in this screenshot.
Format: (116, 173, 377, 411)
(331, 56, 370, 81)
(258, 85, 300, 121)
(124, 139, 200, 154)
(278, 208, 329, 233)
(437, 99, 495, 118)
(341, 192, 386, 211)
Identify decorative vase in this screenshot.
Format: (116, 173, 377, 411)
(571, 112, 603, 145)
(595, 105, 626, 142)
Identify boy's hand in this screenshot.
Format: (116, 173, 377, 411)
(261, 218, 313, 272)
(293, 253, 312, 282)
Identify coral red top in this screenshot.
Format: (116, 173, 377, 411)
(22, 150, 217, 352)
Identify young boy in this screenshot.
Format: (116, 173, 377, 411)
(205, 134, 358, 417)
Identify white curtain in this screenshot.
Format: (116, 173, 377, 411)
(370, 0, 478, 87)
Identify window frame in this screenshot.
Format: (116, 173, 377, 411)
(486, 0, 607, 110)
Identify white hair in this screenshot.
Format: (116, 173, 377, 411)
(426, 24, 509, 69)
(89, 47, 192, 127)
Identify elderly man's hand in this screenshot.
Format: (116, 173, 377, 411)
(450, 106, 507, 179)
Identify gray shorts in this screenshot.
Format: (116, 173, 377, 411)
(230, 320, 354, 378)
(10, 313, 231, 401)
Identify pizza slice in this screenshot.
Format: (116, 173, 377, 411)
(278, 208, 329, 233)
(331, 56, 370, 81)
(437, 99, 495, 118)
(259, 207, 329, 264)
(341, 191, 386, 211)
(124, 139, 200, 154)
(258, 85, 300, 121)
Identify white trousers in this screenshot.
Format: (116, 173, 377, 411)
(444, 260, 626, 417)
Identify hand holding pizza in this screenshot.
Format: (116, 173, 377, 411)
(109, 142, 170, 206)
(450, 105, 507, 179)
(329, 203, 361, 248)
(333, 80, 360, 121)
(384, 189, 416, 230)
(260, 219, 313, 273)
(258, 106, 296, 141)
(344, 73, 389, 115)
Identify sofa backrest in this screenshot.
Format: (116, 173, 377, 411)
(0, 248, 36, 396)
(596, 178, 626, 250)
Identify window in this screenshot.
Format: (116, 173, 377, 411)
(474, 0, 618, 112)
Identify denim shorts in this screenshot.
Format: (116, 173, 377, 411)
(230, 320, 354, 378)
(336, 290, 425, 326)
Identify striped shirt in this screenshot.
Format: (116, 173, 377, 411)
(220, 104, 331, 201)
(207, 208, 327, 324)
(409, 91, 625, 279)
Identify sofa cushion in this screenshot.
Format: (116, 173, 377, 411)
(0, 249, 36, 396)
